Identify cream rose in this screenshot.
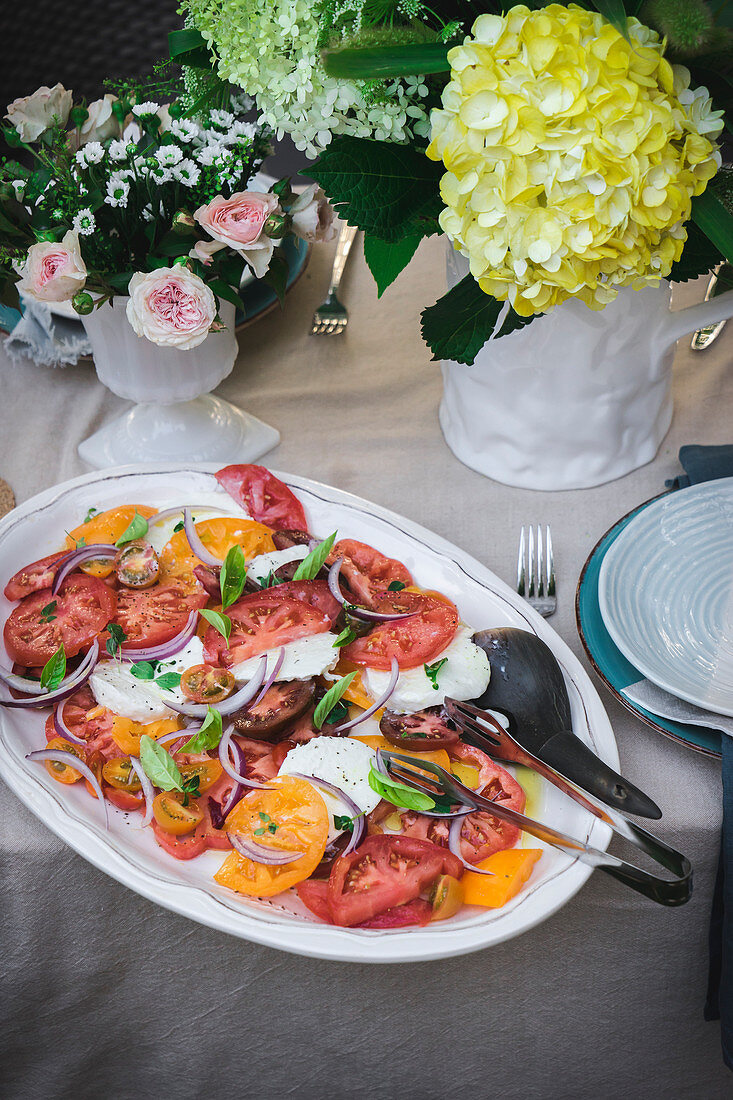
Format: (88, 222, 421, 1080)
(17, 231, 87, 303)
(125, 267, 217, 350)
(5, 83, 72, 142)
(68, 94, 121, 150)
(194, 191, 280, 279)
(289, 184, 337, 243)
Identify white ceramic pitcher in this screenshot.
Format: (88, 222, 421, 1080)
(77, 297, 279, 469)
(440, 249, 733, 491)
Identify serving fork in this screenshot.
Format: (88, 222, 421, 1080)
(310, 223, 358, 336)
(517, 525, 555, 617)
(380, 745, 691, 906)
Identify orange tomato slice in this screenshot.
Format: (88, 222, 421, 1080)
(462, 848, 542, 908)
(159, 517, 275, 594)
(215, 776, 329, 898)
(351, 733, 452, 774)
(66, 505, 157, 549)
(110, 716, 181, 756)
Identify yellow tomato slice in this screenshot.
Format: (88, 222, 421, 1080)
(215, 776, 328, 898)
(66, 505, 157, 550)
(351, 733, 452, 774)
(462, 849, 542, 908)
(159, 517, 275, 594)
(333, 660, 374, 710)
(110, 716, 181, 756)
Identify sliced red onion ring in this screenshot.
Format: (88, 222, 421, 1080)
(119, 610, 199, 663)
(288, 771, 365, 854)
(374, 747, 390, 776)
(0, 666, 51, 696)
(27, 748, 109, 829)
(1, 641, 100, 709)
(332, 656, 399, 733)
(53, 699, 86, 745)
(128, 756, 154, 827)
(327, 559, 415, 623)
(162, 654, 267, 718)
(52, 544, 117, 595)
(220, 738, 248, 815)
(218, 721, 272, 790)
(156, 728, 190, 749)
(448, 813, 495, 876)
(183, 507, 220, 567)
(147, 504, 243, 527)
(227, 832, 303, 864)
(252, 648, 285, 706)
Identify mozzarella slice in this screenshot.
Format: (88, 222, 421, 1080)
(231, 632, 339, 683)
(89, 636, 205, 721)
(245, 545, 309, 584)
(146, 492, 250, 554)
(361, 626, 490, 713)
(278, 736, 380, 841)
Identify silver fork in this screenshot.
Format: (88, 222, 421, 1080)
(310, 223, 358, 335)
(517, 524, 555, 617)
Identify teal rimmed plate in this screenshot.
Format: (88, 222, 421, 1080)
(576, 494, 722, 758)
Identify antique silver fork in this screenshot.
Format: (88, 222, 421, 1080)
(310, 223, 358, 335)
(517, 524, 555, 617)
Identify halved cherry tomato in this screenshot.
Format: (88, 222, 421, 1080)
(380, 708, 459, 751)
(430, 874, 464, 920)
(158, 517, 274, 594)
(180, 664, 235, 704)
(462, 849, 542, 908)
(328, 539, 413, 609)
(153, 791, 204, 835)
(65, 505, 156, 550)
(214, 776, 329, 897)
(327, 835, 463, 927)
(115, 584, 207, 650)
(3, 575, 117, 665)
(3, 551, 69, 601)
(233, 679, 315, 741)
(152, 822, 207, 859)
(342, 591, 458, 671)
(216, 464, 308, 531)
(44, 737, 85, 783)
(203, 589, 332, 666)
(115, 540, 159, 588)
(106, 787, 145, 812)
(102, 756, 142, 791)
(178, 758, 223, 793)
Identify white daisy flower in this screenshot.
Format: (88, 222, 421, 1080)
(132, 101, 160, 117)
(196, 144, 227, 167)
(169, 119, 198, 143)
(75, 142, 105, 167)
(105, 175, 130, 208)
(209, 109, 235, 130)
(148, 162, 173, 184)
(172, 158, 201, 187)
(73, 208, 96, 236)
(156, 145, 184, 167)
(108, 139, 131, 162)
(141, 203, 154, 222)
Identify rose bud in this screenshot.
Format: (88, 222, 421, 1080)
(72, 290, 94, 315)
(264, 212, 288, 240)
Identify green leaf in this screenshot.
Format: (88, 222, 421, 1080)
(130, 660, 157, 681)
(115, 510, 149, 547)
(40, 600, 57, 624)
(208, 278, 245, 312)
(40, 644, 66, 691)
(292, 532, 336, 581)
(368, 764, 436, 812)
(179, 706, 223, 754)
(310, 136, 444, 243)
(334, 814, 355, 832)
(591, 0, 630, 38)
(83, 507, 99, 523)
(169, 28, 207, 56)
(105, 623, 127, 658)
(387, 581, 405, 592)
(669, 219, 723, 283)
(220, 544, 247, 611)
(495, 307, 539, 340)
(424, 657, 448, 690)
(691, 190, 733, 265)
(421, 275, 503, 365)
(363, 233, 422, 297)
(139, 735, 184, 792)
(333, 625, 356, 648)
(262, 250, 290, 304)
(155, 672, 182, 692)
(199, 609, 232, 644)
(313, 673, 357, 729)
(322, 42, 451, 80)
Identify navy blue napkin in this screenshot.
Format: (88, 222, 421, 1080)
(672, 447, 733, 1068)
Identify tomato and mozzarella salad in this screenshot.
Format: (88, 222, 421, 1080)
(1, 465, 542, 929)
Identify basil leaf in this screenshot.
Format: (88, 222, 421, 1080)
(115, 510, 149, 548)
(130, 660, 156, 680)
(333, 625, 356, 648)
(40, 600, 57, 624)
(155, 672, 182, 692)
(179, 706, 223, 753)
(424, 657, 448, 691)
(199, 609, 232, 644)
(292, 532, 336, 582)
(40, 644, 66, 692)
(139, 734, 184, 792)
(173, 520, 184, 533)
(313, 672, 356, 729)
(83, 507, 99, 523)
(105, 623, 127, 657)
(368, 764, 436, 812)
(387, 580, 405, 592)
(220, 544, 246, 610)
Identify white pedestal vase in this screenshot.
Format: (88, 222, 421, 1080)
(77, 297, 279, 469)
(439, 249, 733, 491)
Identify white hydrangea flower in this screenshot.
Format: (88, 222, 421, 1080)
(172, 158, 201, 186)
(105, 173, 130, 207)
(73, 208, 96, 235)
(75, 141, 105, 166)
(169, 119, 199, 143)
(156, 145, 184, 167)
(132, 101, 160, 117)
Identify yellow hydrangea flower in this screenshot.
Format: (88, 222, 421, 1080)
(426, 4, 724, 316)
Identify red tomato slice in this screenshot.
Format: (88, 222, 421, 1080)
(216, 464, 308, 531)
(203, 589, 332, 666)
(232, 734, 282, 782)
(341, 592, 459, 671)
(327, 835, 463, 927)
(273, 579, 342, 626)
(329, 539, 413, 608)
(358, 898, 433, 929)
(152, 822, 207, 860)
(296, 878, 333, 922)
(4, 551, 70, 602)
(3, 575, 117, 665)
(115, 584, 208, 650)
(448, 743, 526, 862)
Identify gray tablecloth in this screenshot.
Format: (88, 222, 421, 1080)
(1, 237, 730, 1099)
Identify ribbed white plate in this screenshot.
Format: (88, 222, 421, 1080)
(598, 478, 733, 717)
(0, 465, 617, 962)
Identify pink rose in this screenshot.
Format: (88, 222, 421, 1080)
(126, 266, 217, 350)
(68, 94, 121, 150)
(194, 191, 280, 278)
(289, 184, 337, 243)
(17, 230, 87, 303)
(5, 84, 72, 142)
